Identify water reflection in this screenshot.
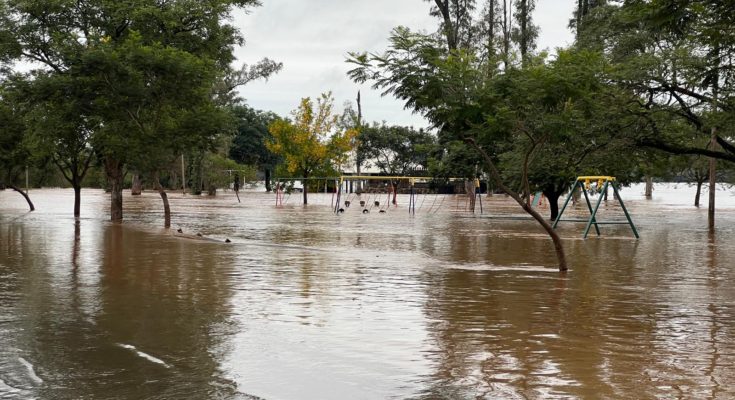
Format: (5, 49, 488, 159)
(1, 188, 735, 399)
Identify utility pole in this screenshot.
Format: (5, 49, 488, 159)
(356, 90, 362, 193)
(181, 154, 186, 195)
(708, 45, 720, 232)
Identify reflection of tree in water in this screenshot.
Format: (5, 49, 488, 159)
(88, 224, 241, 398)
(704, 233, 725, 399)
(8, 223, 245, 399)
(414, 236, 669, 399)
(0, 220, 40, 397)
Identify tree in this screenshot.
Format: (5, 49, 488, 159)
(19, 73, 97, 217)
(266, 92, 356, 205)
(424, 0, 477, 51)
(511, 0, 537, 66)
(229, 105, 282, 192)
(358, 123, 436, 203)
(574, 0, 735, 229)
(0, 82, 34, 211)
(349, 28, 571, 271)
(200, 154, 257, 196)
(1, 0, 273, 222)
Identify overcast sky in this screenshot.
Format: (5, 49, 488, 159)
(232, 0, 577, 128)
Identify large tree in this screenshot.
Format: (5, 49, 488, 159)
(348, 18, 648, 271)
(575, 0, 735, 229)
(266, 92, 356, 205)
(229, 105, 281, 192)
(1, 0, 272, 222)
(358, 123, 436, 203)
(19, 73, 96, 217)
(0, 82, 34, 211)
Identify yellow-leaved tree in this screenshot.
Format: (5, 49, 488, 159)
(267, 92, 356, 204)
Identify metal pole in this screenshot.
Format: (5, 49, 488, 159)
(613, 183, 640, 239)
(581, 184, 601, 236)
(553, 180, 578, 229)
(409, 186, 414, 215)
(181, 154, 186, 194)
(583, 181, 607, 239)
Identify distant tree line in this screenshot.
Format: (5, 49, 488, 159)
(2, 0, 734, 271)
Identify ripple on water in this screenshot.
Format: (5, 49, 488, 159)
(2, 188, 735, 399)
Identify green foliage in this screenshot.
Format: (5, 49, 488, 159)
(201, 153, 257, 194)
(0, 82, 29, 185)
(578, 0, 735, 164)
(229, 105, 281, 169)
(358, 124, 436, 176)
(1, 0, 267, 217)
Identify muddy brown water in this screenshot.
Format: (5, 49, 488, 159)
(1, 185, 735, 399)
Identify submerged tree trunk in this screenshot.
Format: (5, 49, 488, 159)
(302, 171, 309, 205)
(264, 168, 272, 192)
(153, 174, 171, 228)
(105, 158, 125, 222)
(695, 180, 704, 207)
(543, 189, 562, 221)
(465, 179, 477, 212)
(644, 177, 653, 198)
(131, 174, 143, 195)
(468, 139, 567, 271)
(73, 185, 81, 217)
(8, 184, 35, 211)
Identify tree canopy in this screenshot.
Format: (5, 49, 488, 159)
(0, 0, 271, 221)
(266, 92, 356, 204)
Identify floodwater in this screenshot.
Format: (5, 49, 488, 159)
(1, 184, 735, 399)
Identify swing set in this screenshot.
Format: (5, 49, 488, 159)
(552, 176, 639, 239)
(333, 176, 426, 215)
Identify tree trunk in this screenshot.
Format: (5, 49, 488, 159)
(519, 0, 528, 65)
(8, 184, 35, 211)
(265, 168, 272, 192)
(392, 181, 398, 205)
(502, 0, 510, 69)
(572, 184, 581, 204)
(694, 180, 703, 207)
(104, 158, 124, 222)
(644, 176, 653, 198)
(73, 185, 81, 217)
(465, 179, 476, 212)
(434, 0, 457, 50)
(153, 174, 171, 228)
(468, 139, 567, 271)
(544, 189, 561, 221)
(708, 131, 717, 231)
(302, 172, 309, 205)
(708, 43, 719, 232)
(131, 174, 142, 195)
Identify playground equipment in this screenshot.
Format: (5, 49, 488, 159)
(333, 176, 424, 215)
(553, 176, 639, 239)
(272, 175, 488, 215)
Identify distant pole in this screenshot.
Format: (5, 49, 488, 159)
(708, 127, 717, 232)
(25, 165, 29, 194)
(356, 90, 362, 193)
(708, 46, 720, 233)
(181, 154, 186, 194)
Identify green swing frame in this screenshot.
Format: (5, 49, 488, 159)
(552, 176, 639, 239)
